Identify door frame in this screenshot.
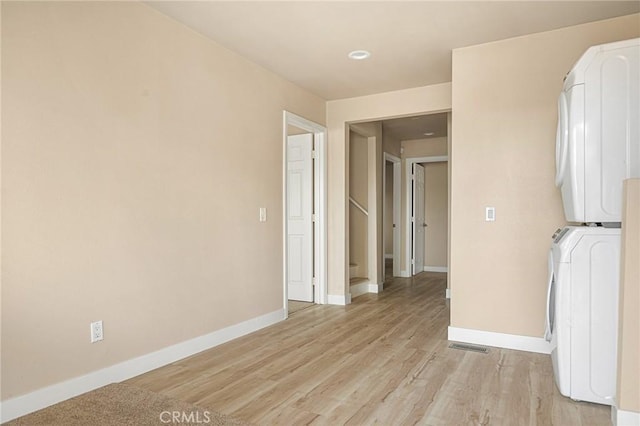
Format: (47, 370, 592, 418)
(411, 163, 426, 275)
(283, 111, 327, 316)
(383, 153, 401, 278)
(405, 155, 448, 275)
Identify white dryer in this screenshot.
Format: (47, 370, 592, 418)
(555, 38, 640, 223)
(546, 226, 621, 405)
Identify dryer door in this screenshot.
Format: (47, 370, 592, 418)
(558, 84, 586, 222)
(555, 92, 569, 187)
(545, 249, 556, 342)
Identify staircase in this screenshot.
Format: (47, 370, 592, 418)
(349, 263, 369, 298)
(349, 263, 359, 280)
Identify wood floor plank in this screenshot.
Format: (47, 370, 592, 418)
(125, 271, 611, 425)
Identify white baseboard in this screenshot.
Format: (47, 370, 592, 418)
(385, 254, 393, 260)
(350, 281, 384, 299)
(448, 326, 551, 354)
(424, 266, 448, 273)
(351, 282, 368, 298)
(327, 293, 351, 305)
(370, 282, 383, 293)
(350, 281, 370, 298)
(613, 406, 640, 426)
(445, 288, 451, 299)
(0, 309, 286, 423)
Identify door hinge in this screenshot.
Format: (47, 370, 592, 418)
(311, 150, 316, 159)
(312, 277, 317, 286)
(312, 214, 317, 222)
(411, 259, 415, 265)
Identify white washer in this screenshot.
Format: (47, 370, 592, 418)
(555, 38, 639, 223)
(546, 226, 621, 405)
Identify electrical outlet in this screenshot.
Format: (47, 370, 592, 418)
(90, 320, 103, 343)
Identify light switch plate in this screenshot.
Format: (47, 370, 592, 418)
(259, 207, 267, 222)
(485, 207, 496, 222)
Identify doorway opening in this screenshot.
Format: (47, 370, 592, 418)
(348, 123, 384, 300)
(283, 111, 327, 317)
(383, 153, 401, 280)
(344, 111, 450, 300)
(407, 157, 449, 276)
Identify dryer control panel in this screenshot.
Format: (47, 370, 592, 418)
(552, 227, 570, 243)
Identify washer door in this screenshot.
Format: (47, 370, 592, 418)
(545, 249, 556, 342)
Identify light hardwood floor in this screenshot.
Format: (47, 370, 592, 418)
(126, 272, 610, 425)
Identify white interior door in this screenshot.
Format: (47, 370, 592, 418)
(392, 161, 401, 277)
(412, 163, 425, 275)
(287, 134, 314, 302)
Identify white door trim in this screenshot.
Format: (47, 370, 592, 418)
(405, 155, 448, 275)
(383, 153, 401, 278)
(412, 163, 425, 275)
(283, 111, 327, 314)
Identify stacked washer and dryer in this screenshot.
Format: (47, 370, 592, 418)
(545, 38, 639, 406)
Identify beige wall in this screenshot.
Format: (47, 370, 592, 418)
(1, 2, 325, 400)
(402, 137, 448, 158)
(424, 162, 448, 267)
(349, 130, 369, 277)
(327, 83, 452, 295)
(384, 162, 394, 255)
(383, 133, 401, 158)
(617, 179, 640, 414)
(450, 14, 640, 337)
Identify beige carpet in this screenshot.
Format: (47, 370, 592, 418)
(5, 383, 250, 426)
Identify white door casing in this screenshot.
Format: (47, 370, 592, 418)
(412, 163, 425, 275)
(283, 111, 327, 310)
(286, 134, 314, 302)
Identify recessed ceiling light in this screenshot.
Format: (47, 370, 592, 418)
(423, 132, 435, 136)
(348, 50, 371, 60)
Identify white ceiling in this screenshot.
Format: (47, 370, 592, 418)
(146, 1, 639, 101)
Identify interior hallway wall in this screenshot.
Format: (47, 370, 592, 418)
(1, 1, 325, 400)
(383, 133, 401, 158)
(424, 162, 448, 268)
